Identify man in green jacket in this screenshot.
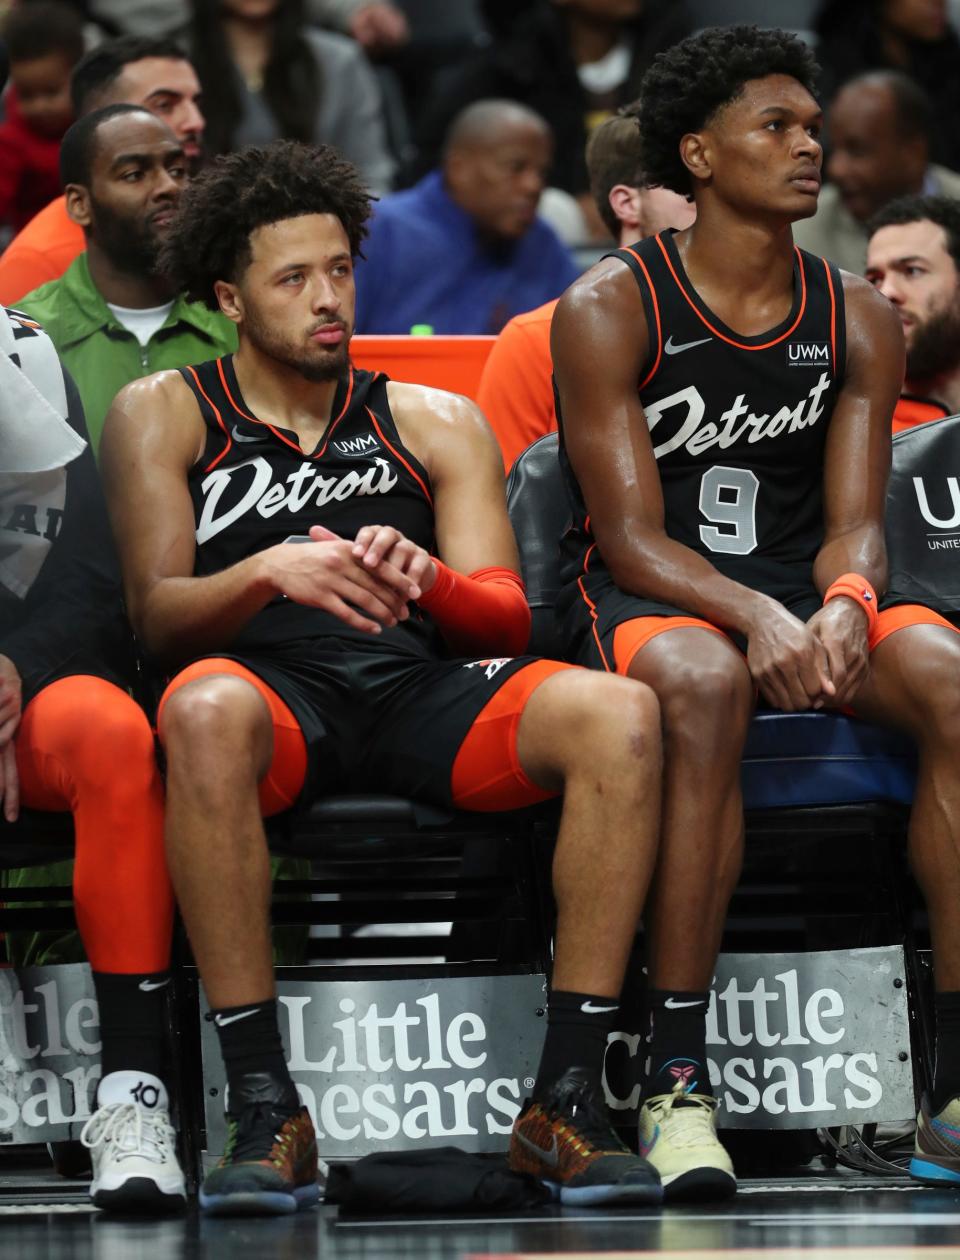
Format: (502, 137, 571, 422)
(18, 104, 236, 452)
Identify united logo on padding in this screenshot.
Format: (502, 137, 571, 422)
(787, 342, 830, 367)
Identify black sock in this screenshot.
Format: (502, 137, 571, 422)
(642, 988, 710, 1102)
(932, 991, 960, 1111)
(211, 999, 294, 1104)
(92, 970, 169, 1081)
(533, 989, 619, 1101)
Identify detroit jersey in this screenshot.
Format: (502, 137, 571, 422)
(557, 229, 846, 656)
(181, 355, 439, 655)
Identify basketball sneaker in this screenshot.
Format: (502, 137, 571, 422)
(638, 1077, 736, 1201)
(199, 1072, 319, 1216)
(80, 1071, 186, 1214)
(910, 1094, 960, 1184)
(509, 1067, 662, 1206)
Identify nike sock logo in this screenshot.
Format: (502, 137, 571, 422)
(580, 1001, 619, 1015)
(214, 1008, 260, 1028)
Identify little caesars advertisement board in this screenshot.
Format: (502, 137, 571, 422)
(0, 949, 914, 1150)
(200, 948, 914, 1156)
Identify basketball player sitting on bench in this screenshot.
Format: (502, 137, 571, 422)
(553, 23, 960, 1199)
(100, 139, 674, 1216)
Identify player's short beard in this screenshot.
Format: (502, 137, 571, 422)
(907, 293, 960, 382)
(90, 196, 163, 276)
(243, 302, 350, 382)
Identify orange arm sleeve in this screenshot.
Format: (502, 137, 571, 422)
(417, 561, 532, 657)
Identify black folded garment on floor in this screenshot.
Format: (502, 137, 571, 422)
(326, 1147, 552, 1213)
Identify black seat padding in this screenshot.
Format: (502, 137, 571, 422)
(886, 412, 960, 616)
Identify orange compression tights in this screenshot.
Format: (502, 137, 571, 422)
(15, 675, 173, 973)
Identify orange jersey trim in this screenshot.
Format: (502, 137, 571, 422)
(189, 365, 234, 473)
(655, 235, 808, 350)
(823, 256, 838, 373)
(451, 658, 573, 811)
(365, 405, 433, 506)
(869, 604, 959, 652)
(612, 615, 730, 676)
(620, 246, 663, 389)
(215, 359, 357, 460)
(576, 543, 613, 672)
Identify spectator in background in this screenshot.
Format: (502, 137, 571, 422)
(0, 2, 84, 235)
(477, 104, 696, 471)
(815, 0, 960, 171)
(16, 106, 236, 451)
(793, 70, 960, 274)
(412, 0, 692, 235)
(355, 100, 578, 335)
(188, 0, 395, 192)
(867, 194, 960, 428)
(85, 0, 409, 52)
(0, 36, 205, 305)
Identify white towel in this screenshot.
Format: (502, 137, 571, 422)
(0, 307, 86, 599)
(0, 306, 86, 474)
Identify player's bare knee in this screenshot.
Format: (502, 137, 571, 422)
(607, 677, 662, 776)
(159, 676, 271, 777)
(557, 671, 660, 780)
(910, 649, 960, 747)
(658, 652, 752, 745)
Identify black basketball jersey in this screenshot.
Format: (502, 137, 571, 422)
(558, 229, 846, 609)
(180, 355, 440, 654)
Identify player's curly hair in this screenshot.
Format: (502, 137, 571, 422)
(159, 140, 374, 310)
(638, 25, 819, 199)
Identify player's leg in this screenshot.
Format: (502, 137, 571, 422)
(157, 659, 317, 1216)
(624, 620, 751, 1200)
(16, 676, 184, 1214)
(841, 613, 960, 1185)
(448, 660, 666, 1204)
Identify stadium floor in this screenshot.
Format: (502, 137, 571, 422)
(5, 1169, 960, 1258)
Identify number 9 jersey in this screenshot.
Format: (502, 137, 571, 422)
(556, 228, 846, 666)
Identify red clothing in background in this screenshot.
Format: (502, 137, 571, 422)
(0, 90, 65, 233)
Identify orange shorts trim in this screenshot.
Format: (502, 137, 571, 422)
(869, 604, 959, 651)
(451, 658, 576, 812)
(158, 658, 308, 816)
(612, 615, 730, 676)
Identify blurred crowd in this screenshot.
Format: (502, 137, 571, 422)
(2, 0, 960, 372)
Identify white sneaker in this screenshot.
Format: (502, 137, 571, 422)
(81, 1071, 186, 1214)
(638, 1080, 737, 1202)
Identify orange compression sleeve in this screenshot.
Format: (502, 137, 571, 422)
(417, 561, 532, 656)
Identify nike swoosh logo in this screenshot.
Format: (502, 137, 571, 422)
(514, 1128, 560, 1168)
(138, 978, 170, 992)
(214, 1008, 260, 1027)
(580, 1001, 619, 1014)
(231, 425, 262, 443)
(664, 335, 712, 355)
(664, 997, 706, 1009)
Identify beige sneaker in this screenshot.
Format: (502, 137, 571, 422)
(638, 1080, 737, 1201)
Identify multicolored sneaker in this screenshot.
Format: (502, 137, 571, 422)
(199, 1072, 319, 1216)
(638, 1078, 736, 1202)
(910, 1094, 960, 1184)
(508, 1067, 662, 1206)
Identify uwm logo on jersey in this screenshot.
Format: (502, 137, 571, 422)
(332, 432, 381, 458)
(787, 341, 830, 367)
